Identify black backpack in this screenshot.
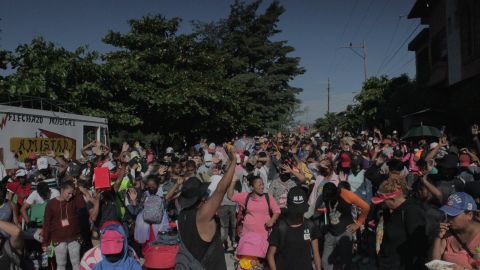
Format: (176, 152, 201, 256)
(175, 231, 219, 270)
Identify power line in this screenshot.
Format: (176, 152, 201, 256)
(364, 0, 393, 41)
(351, 0, 376, 42)
(377, 24, 421, 75)
(386, 56, 415, 75)
(328, 0, 359, 76)
(376, 16, 402, 76)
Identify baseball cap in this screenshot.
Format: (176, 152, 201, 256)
(287, 186, 309, 214)
(440, 192, 477, 217)
(208, 143, 216, 154)
(465, 181, 480, 200)
(15, 169, 27, 178)
(100, 230, 124, 255)
(166, 147, 174, 154)
(393, 149, 403, 158)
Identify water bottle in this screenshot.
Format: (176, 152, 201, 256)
(41, 252, 48, 268)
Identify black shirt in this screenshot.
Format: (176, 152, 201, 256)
(378, 199, 428, 270)
(269, 220, 320, 270)
(178, 208, 226, 270)
(326, 197, 354, 236)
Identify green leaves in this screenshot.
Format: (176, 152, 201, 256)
(1, 1, 304, 144)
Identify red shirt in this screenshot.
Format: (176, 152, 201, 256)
(42, 192, 86, 245)
(6, 181, 32, 206)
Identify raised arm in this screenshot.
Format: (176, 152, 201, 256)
(197, 146, 236, 223)
(227, 175, 237, 200)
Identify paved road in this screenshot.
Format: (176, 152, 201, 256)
(224, 253, 378, 270)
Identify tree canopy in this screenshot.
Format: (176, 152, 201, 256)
(0, 0, 304, 144)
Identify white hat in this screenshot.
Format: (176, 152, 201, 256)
(102, 161, 116, 171)
(15, 169, 27, 178)
(37, 157, 49, 170)
(166, 147, 174, 154)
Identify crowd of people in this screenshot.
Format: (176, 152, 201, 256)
(1, 126, 480, 270)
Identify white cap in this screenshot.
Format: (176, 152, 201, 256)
(15, 169, 27, 178)
(166, 147, 174, 154)
(102, 161, 116, 171)
(37, 157, 49, 170)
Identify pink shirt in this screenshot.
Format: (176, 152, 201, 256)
(442, 233, 480, 268)
(231, 192, 280, 240)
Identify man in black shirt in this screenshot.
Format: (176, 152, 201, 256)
(268, 186, 322, 270)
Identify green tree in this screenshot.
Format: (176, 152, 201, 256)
(314, 112, 340, 134)
(195, 0, 305, 134)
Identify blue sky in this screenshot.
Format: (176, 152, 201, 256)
(0, 0, 421, 123)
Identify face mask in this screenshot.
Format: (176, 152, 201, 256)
(148, 188, 158, 195)
(280, 173, 290, 182)
(319, 167, 330, 177)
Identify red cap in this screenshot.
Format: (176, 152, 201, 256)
(101, 230, 124, 255)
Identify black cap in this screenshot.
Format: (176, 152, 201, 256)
(287, 186, 309, 214)
(178, 177, 208, 209)
(465, 181, 480, 200)
(393, 150, 403, 158)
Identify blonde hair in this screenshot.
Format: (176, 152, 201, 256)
(378, 174, 407, 194)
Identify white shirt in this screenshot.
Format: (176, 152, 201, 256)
(207, 175, 223, 196)
(25, 188, 60, 205)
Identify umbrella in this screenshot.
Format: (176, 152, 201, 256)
(402, 125, 442, 139)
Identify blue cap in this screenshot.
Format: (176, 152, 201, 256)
(440, 192, 477, 217)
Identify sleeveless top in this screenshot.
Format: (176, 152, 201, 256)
(178, 208, 226, 270)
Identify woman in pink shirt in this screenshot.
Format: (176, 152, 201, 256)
(228, 175, 280, 240)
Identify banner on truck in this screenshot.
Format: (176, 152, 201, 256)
(10, 137, 76, 162)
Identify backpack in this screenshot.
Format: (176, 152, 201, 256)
(236, 193, 273, 235)
(175, 232, 219, 270)
(143, 195, 164, 224)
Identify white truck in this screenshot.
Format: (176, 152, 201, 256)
(0, 105, 109, 170)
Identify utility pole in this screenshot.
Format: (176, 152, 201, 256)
(341, 41, 368, 82)
(327, 77, 330, 114)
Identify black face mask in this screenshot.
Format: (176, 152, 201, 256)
(351, 166, 361, 176)
(319, 167, 330, 177)
(148, 188, 158, 195)
(280, 173, 291, 182)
